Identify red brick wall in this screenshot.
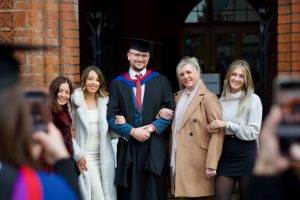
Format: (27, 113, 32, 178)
(278, 0, 300, 76)
(0, 0, 80, 86)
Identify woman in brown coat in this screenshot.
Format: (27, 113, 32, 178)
(170, 57, 224, 199)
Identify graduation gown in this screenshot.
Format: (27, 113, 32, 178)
(107, 71, 175, 200)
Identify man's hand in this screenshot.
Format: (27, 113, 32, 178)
(130, 126, 151, 142)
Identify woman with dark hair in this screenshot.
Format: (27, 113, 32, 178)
(0, 43, 81, 200)
(49, 76, 80, 176)
(72, 66, 116, 200)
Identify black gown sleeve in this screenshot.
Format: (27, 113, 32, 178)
(107, 80, 122, 119)
(161, 76, 175, 111)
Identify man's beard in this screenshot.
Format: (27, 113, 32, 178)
(130, 63, 147, 72)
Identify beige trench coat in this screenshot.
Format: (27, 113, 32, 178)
(170, 83, 224, 197)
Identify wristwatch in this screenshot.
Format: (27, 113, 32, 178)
(146, 126, 153, 133)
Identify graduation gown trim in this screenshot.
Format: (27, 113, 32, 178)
(114, 69, 159, 87)
(107, 73, 175, 193)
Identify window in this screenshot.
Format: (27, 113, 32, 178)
(185, 35, 205, 70)
(185, 0, 207, 23)
(185, 0, 259, 23)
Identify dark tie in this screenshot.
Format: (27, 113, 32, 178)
(135, 73, 142, 111)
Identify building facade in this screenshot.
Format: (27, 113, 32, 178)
(0, 0, 299, 114)
(0, 0, 80, 85)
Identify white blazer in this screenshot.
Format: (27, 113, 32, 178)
(71, 88, 116, 200)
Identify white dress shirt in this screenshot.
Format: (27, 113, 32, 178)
(129, 68, 146, 104)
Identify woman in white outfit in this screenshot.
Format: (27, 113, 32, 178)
(72, 66, 116, 200)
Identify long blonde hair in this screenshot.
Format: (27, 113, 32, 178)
(221, 59, 254, 116)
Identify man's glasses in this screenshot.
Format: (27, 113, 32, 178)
(129, 51, 150, 59)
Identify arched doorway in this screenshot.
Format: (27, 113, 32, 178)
(78, 0, 276, 114)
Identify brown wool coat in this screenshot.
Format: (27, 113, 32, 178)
(171, 83, 224, 197)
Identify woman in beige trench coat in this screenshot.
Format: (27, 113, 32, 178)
(169, 57, 225, 199)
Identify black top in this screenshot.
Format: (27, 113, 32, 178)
(0, 162, 18, 200)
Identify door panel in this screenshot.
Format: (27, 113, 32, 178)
(241, 33, 261, 93)
(182, 25, 260, 94)
(185, 35, 206, 71)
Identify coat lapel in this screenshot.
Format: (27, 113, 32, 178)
(76, 105, 90, 133)
(177, 83, 207, 132)
(72, 88, 91, 133)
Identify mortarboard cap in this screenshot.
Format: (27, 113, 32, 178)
(0, 43, 47, 91)
(129, 38, 151, 53)
(123, 37, 161, 54)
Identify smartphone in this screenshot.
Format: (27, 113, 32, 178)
(274, 77, 300, 155)
(24, 90, 50, 133)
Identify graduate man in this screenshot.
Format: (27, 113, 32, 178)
(107, 39, 175, 200)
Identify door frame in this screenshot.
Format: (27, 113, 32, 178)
(179, 24, 260, 73)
